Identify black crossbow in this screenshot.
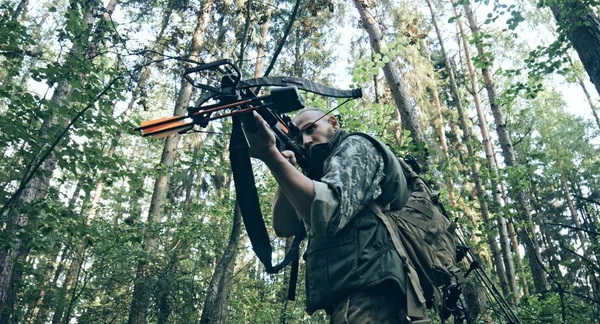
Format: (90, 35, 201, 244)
(134, 58, 362, 300)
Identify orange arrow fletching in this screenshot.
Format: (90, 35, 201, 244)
(149, 123, 193, 138)
(139, 115, 193, 138)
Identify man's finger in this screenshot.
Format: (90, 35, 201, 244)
(253, 112, 271, 134)
(242, 112, 259, 134)
(281, 151, 297, 165)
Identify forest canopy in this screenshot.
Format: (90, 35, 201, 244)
(0, 0, 599, 323)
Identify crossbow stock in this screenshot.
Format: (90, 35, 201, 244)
(134, 59, 362, 300)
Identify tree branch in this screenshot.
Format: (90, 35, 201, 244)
(544, 222, 600, 236)
(0, 76, 123, 217)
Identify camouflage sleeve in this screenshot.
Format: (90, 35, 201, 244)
(308, 135, 385, 238)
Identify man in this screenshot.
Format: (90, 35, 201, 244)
(245, 108, 421, 323)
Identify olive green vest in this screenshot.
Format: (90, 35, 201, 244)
(305, 131, 409, 314)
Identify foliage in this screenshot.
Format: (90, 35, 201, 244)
(0, 0, 599, 322)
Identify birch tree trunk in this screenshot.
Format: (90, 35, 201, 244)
(127, 1, 216, 322)
(459, 0, 548, 294)
(352, 0, 425, 148)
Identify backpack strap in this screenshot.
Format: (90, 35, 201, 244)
(369, 202, 429, 319)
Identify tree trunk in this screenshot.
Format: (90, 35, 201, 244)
(199, 203, 242, 324)
(51, 248, 83, 324)
(277, 238, 293, 324)
(418, 39, 456, 204)
(255, 10, 271, 78)
(460, 2, 519, 303)
(559, 172, 599, 306)
(0, 247, 28, 323)
(551, 2, 600, 97)
(27, 244, 69, 324)
(450, 0, 511, 298)
(0, 81, 69, 311)
(459, 0, 548, 294)
(566, 55, 600, 130)
(352, 0, 425, 148)
(25, 249, 61, 323)
(127, 1, 216, 323)
(560, 173, 587, 247)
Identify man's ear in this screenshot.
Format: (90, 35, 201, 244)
(328, 115, 339, 129)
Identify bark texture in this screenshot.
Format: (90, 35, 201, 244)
(551, 3, 600, 97)
(199, 204, 242, 324)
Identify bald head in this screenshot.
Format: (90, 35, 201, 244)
(293, 109, 339, 148)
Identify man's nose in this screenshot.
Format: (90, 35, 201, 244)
(302, 134, 313, 147)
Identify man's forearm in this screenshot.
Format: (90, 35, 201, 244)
(263, 148, 314, 221)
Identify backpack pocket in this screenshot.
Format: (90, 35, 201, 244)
(390, 193, 454, 288)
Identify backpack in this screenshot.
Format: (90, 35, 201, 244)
(375, 159, 466, 322)
(355, 134, 465, 321)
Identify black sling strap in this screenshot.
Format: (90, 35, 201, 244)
(229, 113, 307, 299)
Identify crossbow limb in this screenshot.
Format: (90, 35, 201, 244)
(134, 59, 361, 139)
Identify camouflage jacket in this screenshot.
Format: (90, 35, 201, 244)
(306, 129, 386, 238)
(304, 130, 409, 314)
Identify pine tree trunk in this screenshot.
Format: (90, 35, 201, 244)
(0, 247, 28, 323)
(559, 172, 599, 305)
(450, 0, 511, 298)
(560, 173, 587, 247)
(418, 39, 456, 204)
(551, 3, 600, 97)
(460, 2, 519, 303)
(127, 1, 216, 323)
(255, 10, 270, 78)
(199, 203, 242, 324)
(352, 0, 425, 148)
(458, 0, 548, 294)
(0, 80, 69, 311)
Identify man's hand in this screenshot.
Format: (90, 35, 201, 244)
(244, 112, 278, 162)
(280, 150, 297, 166)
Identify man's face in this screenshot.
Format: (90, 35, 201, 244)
(294, 110, 338, 149)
